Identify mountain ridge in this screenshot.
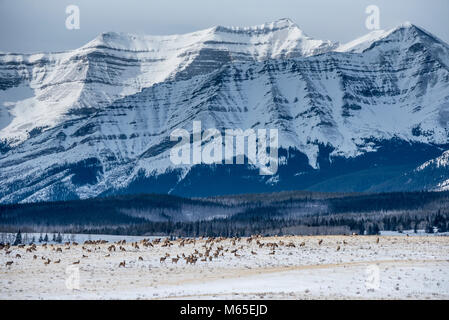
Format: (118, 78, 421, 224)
(1, 19, 449, 203)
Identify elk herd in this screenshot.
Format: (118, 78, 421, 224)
(1, 234, 375, 269)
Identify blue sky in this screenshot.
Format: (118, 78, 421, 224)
(1, 0, 448, 53)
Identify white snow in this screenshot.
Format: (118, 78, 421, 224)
(1, 235, 448, 299)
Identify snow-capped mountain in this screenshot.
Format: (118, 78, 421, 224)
(1, 19, 449, 203)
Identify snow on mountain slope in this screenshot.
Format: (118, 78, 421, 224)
(0, 18, 335, 144)
(1, 20, 449, 203)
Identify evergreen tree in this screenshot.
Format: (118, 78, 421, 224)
(13, 231, 22, 246)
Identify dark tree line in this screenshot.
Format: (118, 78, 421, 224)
(1, 191, 449, 237)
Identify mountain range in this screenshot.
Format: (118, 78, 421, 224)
(1, 18, 449, 203)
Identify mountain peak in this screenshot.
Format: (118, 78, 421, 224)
(336, 22, 447, 53)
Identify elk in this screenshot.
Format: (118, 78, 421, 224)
(160, 257, 167, 263)
(300, 242, 305, 247)
(73, 260, 80, 264)
(138, 256, 143, 261)
(376, 237, 380, 244)
(119, 261, 126, 268)
(171, 257, 179, 264)
(44, 259, 51, 265)
(251, 251, 257, 255)
(15, 254, 21, 258)
(56, 248, 62, 253)
(33, 255, 37, 259)
(336, 245, 341, 251)
(54, 259, 61, 264)
(6, 261, 13, 266)
(318, 239, 323, 245)
(82, 254, 88, 258)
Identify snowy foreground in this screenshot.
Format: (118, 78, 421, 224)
(1, 235, 448, 300)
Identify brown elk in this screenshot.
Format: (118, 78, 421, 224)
(44, 259, 51, 265)
(33, 255, 37, 259)
(300, 242, 305, 247)
(54, 259, 61, 264)
(160, 257, 167, 263)
(73, 260, 80, 264)
(171, 257, 179, 264)
(318, 239, 323, 245)
(251, 250, 257, 255)
(336, 245, 341, 251)
(82, 254, 88, 258)
(119, 261, 126, 268)
(376, 237, 380, 244)
(15, 254, 21, 258)
(6, 261, 13, 266)
(138, 256, 143, 261)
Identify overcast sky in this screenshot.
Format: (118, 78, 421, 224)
(1, 0, 448, 53)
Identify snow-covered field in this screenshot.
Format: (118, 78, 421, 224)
(1, 235, 448, 299)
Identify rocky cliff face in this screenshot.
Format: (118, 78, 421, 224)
(1, 19, 448, 203)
